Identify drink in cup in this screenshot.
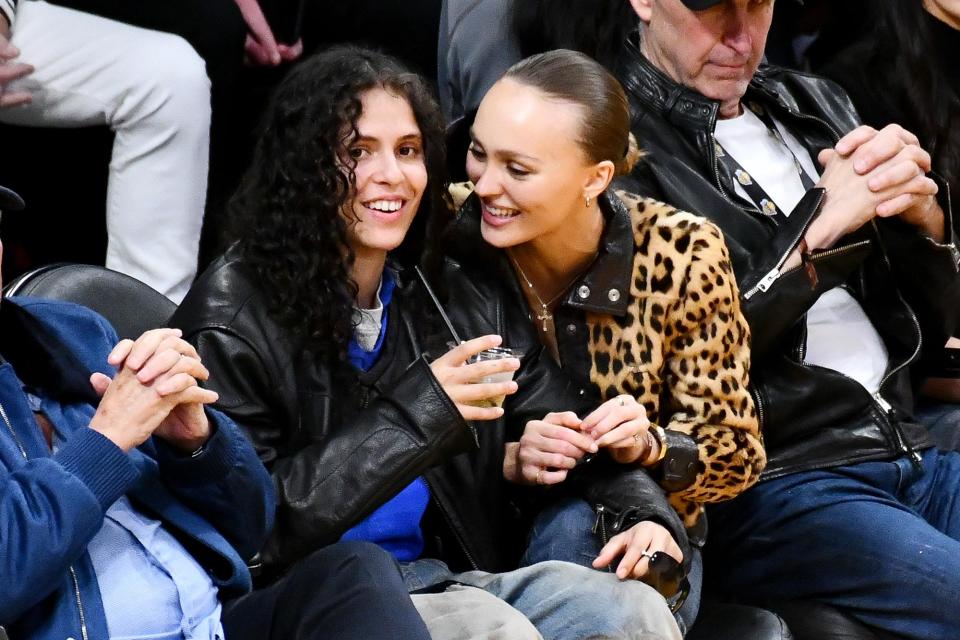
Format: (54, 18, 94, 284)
(449, 342, 523, 408)
(470, 347, 522, 408)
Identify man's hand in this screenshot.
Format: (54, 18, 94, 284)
(0, 16, 33, 108)
(811, 124, 943, 248)
(580, 395, 651, 464)
(592, 521, 683, 580)
(512, 411, 597, 485)
(89, 329, 218, 452)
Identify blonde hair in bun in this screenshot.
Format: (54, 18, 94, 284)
(615, 133, 643, 176)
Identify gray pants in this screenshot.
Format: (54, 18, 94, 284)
(412, 584, 543, 639)
(404, 558, 683, 640)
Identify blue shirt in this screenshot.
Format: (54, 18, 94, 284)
(341, 270, 430, 562)
(35, 386, 224, 640)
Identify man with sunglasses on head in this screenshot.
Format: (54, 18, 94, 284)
(613, 0, 960, 638)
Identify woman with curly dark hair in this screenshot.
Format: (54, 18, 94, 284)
(172, 45, 683, 639)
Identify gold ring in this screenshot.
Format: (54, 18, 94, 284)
(536, 469, 544, 485)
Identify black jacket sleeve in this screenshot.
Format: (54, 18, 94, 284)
(187, 326, 475, 577)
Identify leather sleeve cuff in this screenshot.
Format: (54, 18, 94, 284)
(656, 430, 700, 493)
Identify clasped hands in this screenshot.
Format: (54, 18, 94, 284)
(505, 395, 682, 581)
(89, 328, 219, 454)
(811, 123, 945, 250)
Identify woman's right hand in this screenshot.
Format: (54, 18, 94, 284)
(430, 335, 520, 421)
(514, 412, 597, 485)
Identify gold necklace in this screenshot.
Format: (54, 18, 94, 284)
(510, 256, 582, 333)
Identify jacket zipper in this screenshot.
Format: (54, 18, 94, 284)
(0, 401, 89, 640)
(429, 493, 479, 571)
(69, 566, 89, 640)
(870, 221, 924, 466)
(745, 98, 842, 300)
(749, 385, 766, 433)
(743, 190, 825, 300)
(746, 235, 869, 302)
(591, 504, 610, 545)
(708, 96, 838, 300)
(778, 226, 923, 465)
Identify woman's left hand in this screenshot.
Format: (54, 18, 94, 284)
(592, 521, 683, 580)
(580, 394, 651, 464)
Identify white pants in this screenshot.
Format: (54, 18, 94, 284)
(2, 1, 211, 302)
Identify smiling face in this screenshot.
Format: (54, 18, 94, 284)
(466, 79, 610, 250)
(341, 88, 428, 261)
(630, 0, 774, 118)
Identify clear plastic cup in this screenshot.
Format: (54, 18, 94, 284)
(449, 343, 523, 408)
(470, 347, 523, 408)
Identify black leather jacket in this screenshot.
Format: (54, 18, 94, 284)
(614, 35, 960, 479)
(170, 249, 690, 580)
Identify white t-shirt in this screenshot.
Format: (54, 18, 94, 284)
(714, 106, 889, 393)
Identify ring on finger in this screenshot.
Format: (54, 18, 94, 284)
(536, 469, 544, 485)
(640, 549, 655, 560)
(618, 396, 626, 406)
(634, 432, 644, 444)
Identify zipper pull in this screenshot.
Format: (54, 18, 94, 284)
(755, 266, 781, 293)
(873, 392, 894, 415)
(744, 266, 781, 300)
(908, 448, 923, 468)
(591, 504, 605, 535)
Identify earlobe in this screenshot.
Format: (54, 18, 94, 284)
(628, 0, 653, 23)
(583, 160, 616, 204)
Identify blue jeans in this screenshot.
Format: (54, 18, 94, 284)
(520, 497, 702, 637)
(706, 448, 960, 640)
(401, 555, 681, 639)
(914, 398, 960, 451)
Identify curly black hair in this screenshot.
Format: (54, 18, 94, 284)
(229, 46, 448, 364)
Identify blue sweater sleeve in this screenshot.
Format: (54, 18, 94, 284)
(0, 428, 139, 622)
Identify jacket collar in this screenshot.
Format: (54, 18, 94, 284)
(615, 32, 802, 136)
(0, 299, 102, 405)
(560, 190, 633, 316)
(615, 32, 721, 135)
(447, 189, 634, 317)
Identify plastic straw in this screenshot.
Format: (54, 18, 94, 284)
(414, 265, 462, 344)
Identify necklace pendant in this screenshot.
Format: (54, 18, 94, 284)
(537, 307, 552, 333)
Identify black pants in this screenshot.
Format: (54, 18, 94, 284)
(221, 541, 431, 640)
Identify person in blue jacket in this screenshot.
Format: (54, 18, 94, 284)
(0, 183, 432, 640)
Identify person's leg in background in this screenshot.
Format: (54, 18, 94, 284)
(1, 0, 209, 301)
(706, 449, 960, 640)
(222, 541, 432, 640)
(43, 0, 249, 264)
(520, 496, 700, 637)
